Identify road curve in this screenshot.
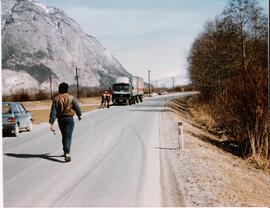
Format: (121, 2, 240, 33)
(3, 92, 194, 207)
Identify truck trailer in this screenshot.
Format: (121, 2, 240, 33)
(112, 76, 144, 105)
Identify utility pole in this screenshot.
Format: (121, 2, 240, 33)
(172, 76, 175, 91)
(148, 70, 151, 94)
(49, 73, 53, 99)
(75, 66, 80, 98)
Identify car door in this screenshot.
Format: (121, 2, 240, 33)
(13, 104, 23, 128)
(17, 104, 28, 128)
(14, 104, 26, 128)
(20, 104, 31, 127)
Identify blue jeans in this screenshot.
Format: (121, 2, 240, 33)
(58, 117, 74, 154)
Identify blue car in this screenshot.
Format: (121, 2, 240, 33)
(2, 102, 33, 137)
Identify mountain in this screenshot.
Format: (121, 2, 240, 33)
(1, 0, 132, 95)
(153, 74, 190, 88)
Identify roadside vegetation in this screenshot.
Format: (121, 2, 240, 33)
(2, 89, 101, 124)
(2, 86, 105, 102)
(2, 82, 193, 125)
(28, 105, 98, 124)
(183, 0, 268, 169)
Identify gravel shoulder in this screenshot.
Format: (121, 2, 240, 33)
(160, 109, 270, 207)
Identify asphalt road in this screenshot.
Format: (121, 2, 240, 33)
(3, 92, 193, 207)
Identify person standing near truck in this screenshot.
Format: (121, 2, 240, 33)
(105, 90, 111, 108)
(100, 91, 110, 108)
(102, 90, 111, 108)
(100, 92, 105, 108)
(49, 82, 82, 162)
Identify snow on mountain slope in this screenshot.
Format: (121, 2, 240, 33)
(1, 0, 131, 95)
(153, 74, 190, 88)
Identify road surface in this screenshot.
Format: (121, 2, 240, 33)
(3, 92, 193, 207)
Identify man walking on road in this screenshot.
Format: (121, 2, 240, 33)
(49, 82, 82, 162)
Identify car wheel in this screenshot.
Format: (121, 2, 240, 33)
(14, 123, 20, 137)
(27, 122, 33, 131)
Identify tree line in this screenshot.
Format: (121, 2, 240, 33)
(188, 0, 268, 168)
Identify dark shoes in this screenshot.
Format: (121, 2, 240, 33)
(64, 153, 71, 162)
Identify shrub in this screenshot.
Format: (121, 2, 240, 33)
(187, 0, 268, 168)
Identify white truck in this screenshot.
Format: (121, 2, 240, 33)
(112, 76, 144, 105)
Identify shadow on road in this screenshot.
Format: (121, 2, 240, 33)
(4, 153, 66, 163)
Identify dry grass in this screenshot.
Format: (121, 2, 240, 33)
(168, 96, 215, 131)
(30, 109, 51, 124)
(30, 106, 98, 124)
(23, 97, 100, 124)
(22, 97, 100, 109)
(169, 95, 270, 172)
(78, 97, 100, 104)
(22, 100, 52, 109)
(189, 103, 215, 130)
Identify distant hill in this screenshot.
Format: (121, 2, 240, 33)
(153, 74, 190, 88)
(1, 0, 132, 95)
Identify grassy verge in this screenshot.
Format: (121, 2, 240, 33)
(30, 105, 98, 124)
(169, 96, 244, 157)
(169, 95, 269, 171)
(23, 97, 100, 124)
(168, 95, 215, 130)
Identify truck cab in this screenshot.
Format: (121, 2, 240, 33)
(112, 76, 144, 105)
(112, 77, 132, 105)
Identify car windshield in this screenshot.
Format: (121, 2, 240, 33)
(2, 104, 12, 114)
(113, 84, 129, 91)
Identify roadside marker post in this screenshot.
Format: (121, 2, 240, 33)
(178, 122, 184, 149)
(164, 98, 169, 112)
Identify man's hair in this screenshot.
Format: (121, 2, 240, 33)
(58, 82, 69, 94)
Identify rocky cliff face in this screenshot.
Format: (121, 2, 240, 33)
(1, 0, 131, 95)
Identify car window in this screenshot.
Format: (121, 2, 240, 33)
(2, 104, 12, 114)
(17, 104, 26, 113)
(113, 84, 129, 91)
(13, 105, 20, 114)
(20, 104, 27, 113)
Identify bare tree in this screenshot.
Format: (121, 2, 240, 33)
(187, 0, 268, 168)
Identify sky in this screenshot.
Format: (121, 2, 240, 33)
(40, 0, 268, 82)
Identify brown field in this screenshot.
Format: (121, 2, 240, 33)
(22, 97, 100, 124)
